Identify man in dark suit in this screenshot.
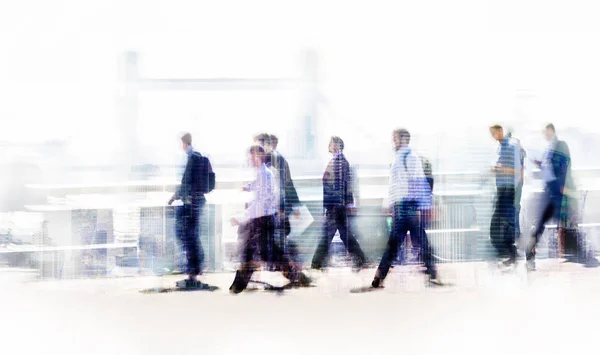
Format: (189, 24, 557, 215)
(168, 132, 212, 288)
(268, 134, 303, 261)
(526, 123, 572, 270)
(311, 136, 366, 271)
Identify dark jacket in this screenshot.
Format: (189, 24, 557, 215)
(322, 152, 353, 209)
(547, 139, 572, 197)
(270, 151, 300, 212)
(175, 151, 211, 205)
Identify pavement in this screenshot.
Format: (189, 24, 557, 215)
(2, 260, 600, 355)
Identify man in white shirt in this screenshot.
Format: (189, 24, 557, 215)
(371, 128, 437, 288)
(229, 145, 311, 293)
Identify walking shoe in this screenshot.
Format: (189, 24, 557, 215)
(297, 273, 312, 287)
(371, 277, 382, 288)
(176, 278, 204, 289)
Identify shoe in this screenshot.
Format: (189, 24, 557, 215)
(297, 273, 312, 287)
(176, 278, 204, 289)
(371, 277, 382, 288)
(229, 283, 243, 294)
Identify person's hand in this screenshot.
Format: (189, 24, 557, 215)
(383, 206, 392, 216)
(533, 159, 542, 166)
(292, 209, 301, 219)
(167, 197, 175, 206)
(230, 217, 239, 226)
(242, 185, 250, 192)
(346, 205, 357, 214)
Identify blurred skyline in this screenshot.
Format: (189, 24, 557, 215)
(3, 1, 600, 169)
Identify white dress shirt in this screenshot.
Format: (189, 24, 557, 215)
(244, 163, 280, 220)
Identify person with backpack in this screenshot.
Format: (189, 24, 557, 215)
(371, 128, 438, 288)
(168, 132, 215, 289)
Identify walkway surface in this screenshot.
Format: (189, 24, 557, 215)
(2, 261, 600, 355)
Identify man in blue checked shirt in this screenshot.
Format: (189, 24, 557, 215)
(371, 128, 437, 288)
(489, 124, 521, 268)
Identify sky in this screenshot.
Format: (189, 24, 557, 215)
(2, 0, 600, 166)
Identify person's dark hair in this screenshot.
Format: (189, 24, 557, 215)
(330, 136, 344, 151)
(489, 124, 503, 131)
(181, 132, 192, 145)
(545, 123, 556, 132)
(269, 134, 278, 147)
(393, 128, 411, 145)
(253, 133, 271, 147)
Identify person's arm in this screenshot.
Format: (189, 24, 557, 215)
(283, 159, 301, 209)
(169, 156, 191, 205)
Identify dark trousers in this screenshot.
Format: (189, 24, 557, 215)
(377, 201, 436, 280)
(311, 205, 366, 269)
(490, 186, 518, 261)
(526, 189, 563, 261)
(232, 215, 299, 290)
(515, 181, 523, 241)
(175, 202, 205, 276)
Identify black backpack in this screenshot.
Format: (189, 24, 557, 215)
(202, 156, 216, 193)
(402, 152, 434, 192)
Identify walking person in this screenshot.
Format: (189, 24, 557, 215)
(526, 123, 572, 271)
(167, 132, 214, 288)
(311, 136, 367, 271)
(371, 129, 437, 288)
(229, 145, 311, 294)
(489, 124, 521, 268)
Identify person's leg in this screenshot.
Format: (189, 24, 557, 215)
(515, 182, 523, 243)
(526, 192, 555, 267)
(175, 205, 202, 287)
(337, 206, 366, 268)
(490, 188, 506, 260)
(373, 203, 408, 287)
(500, 187, 517, 263)
(407, 208, 436, 279)
(230, 218, 259, 293)
(311, 207, 338, 269)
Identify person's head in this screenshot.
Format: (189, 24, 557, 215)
(489, 124, 504, 142)
(269, 135, 278, 150)
(253, 133, 272, 152)
(329, 136, 344, 154)
(543, 123, 556, 141)
(248, 144, 266, 168)
(392, 128, 410, 150)
(180, 132, 192, 151)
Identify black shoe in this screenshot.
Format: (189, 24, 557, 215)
(371, 277, 382, 288)
(229, 270, 250, 294)
(176, 278, 204, 289)
(297, 273, 312, 287)
(229, 283, 244, 294)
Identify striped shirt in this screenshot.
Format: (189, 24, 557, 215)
(388, 146, 432, 209)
